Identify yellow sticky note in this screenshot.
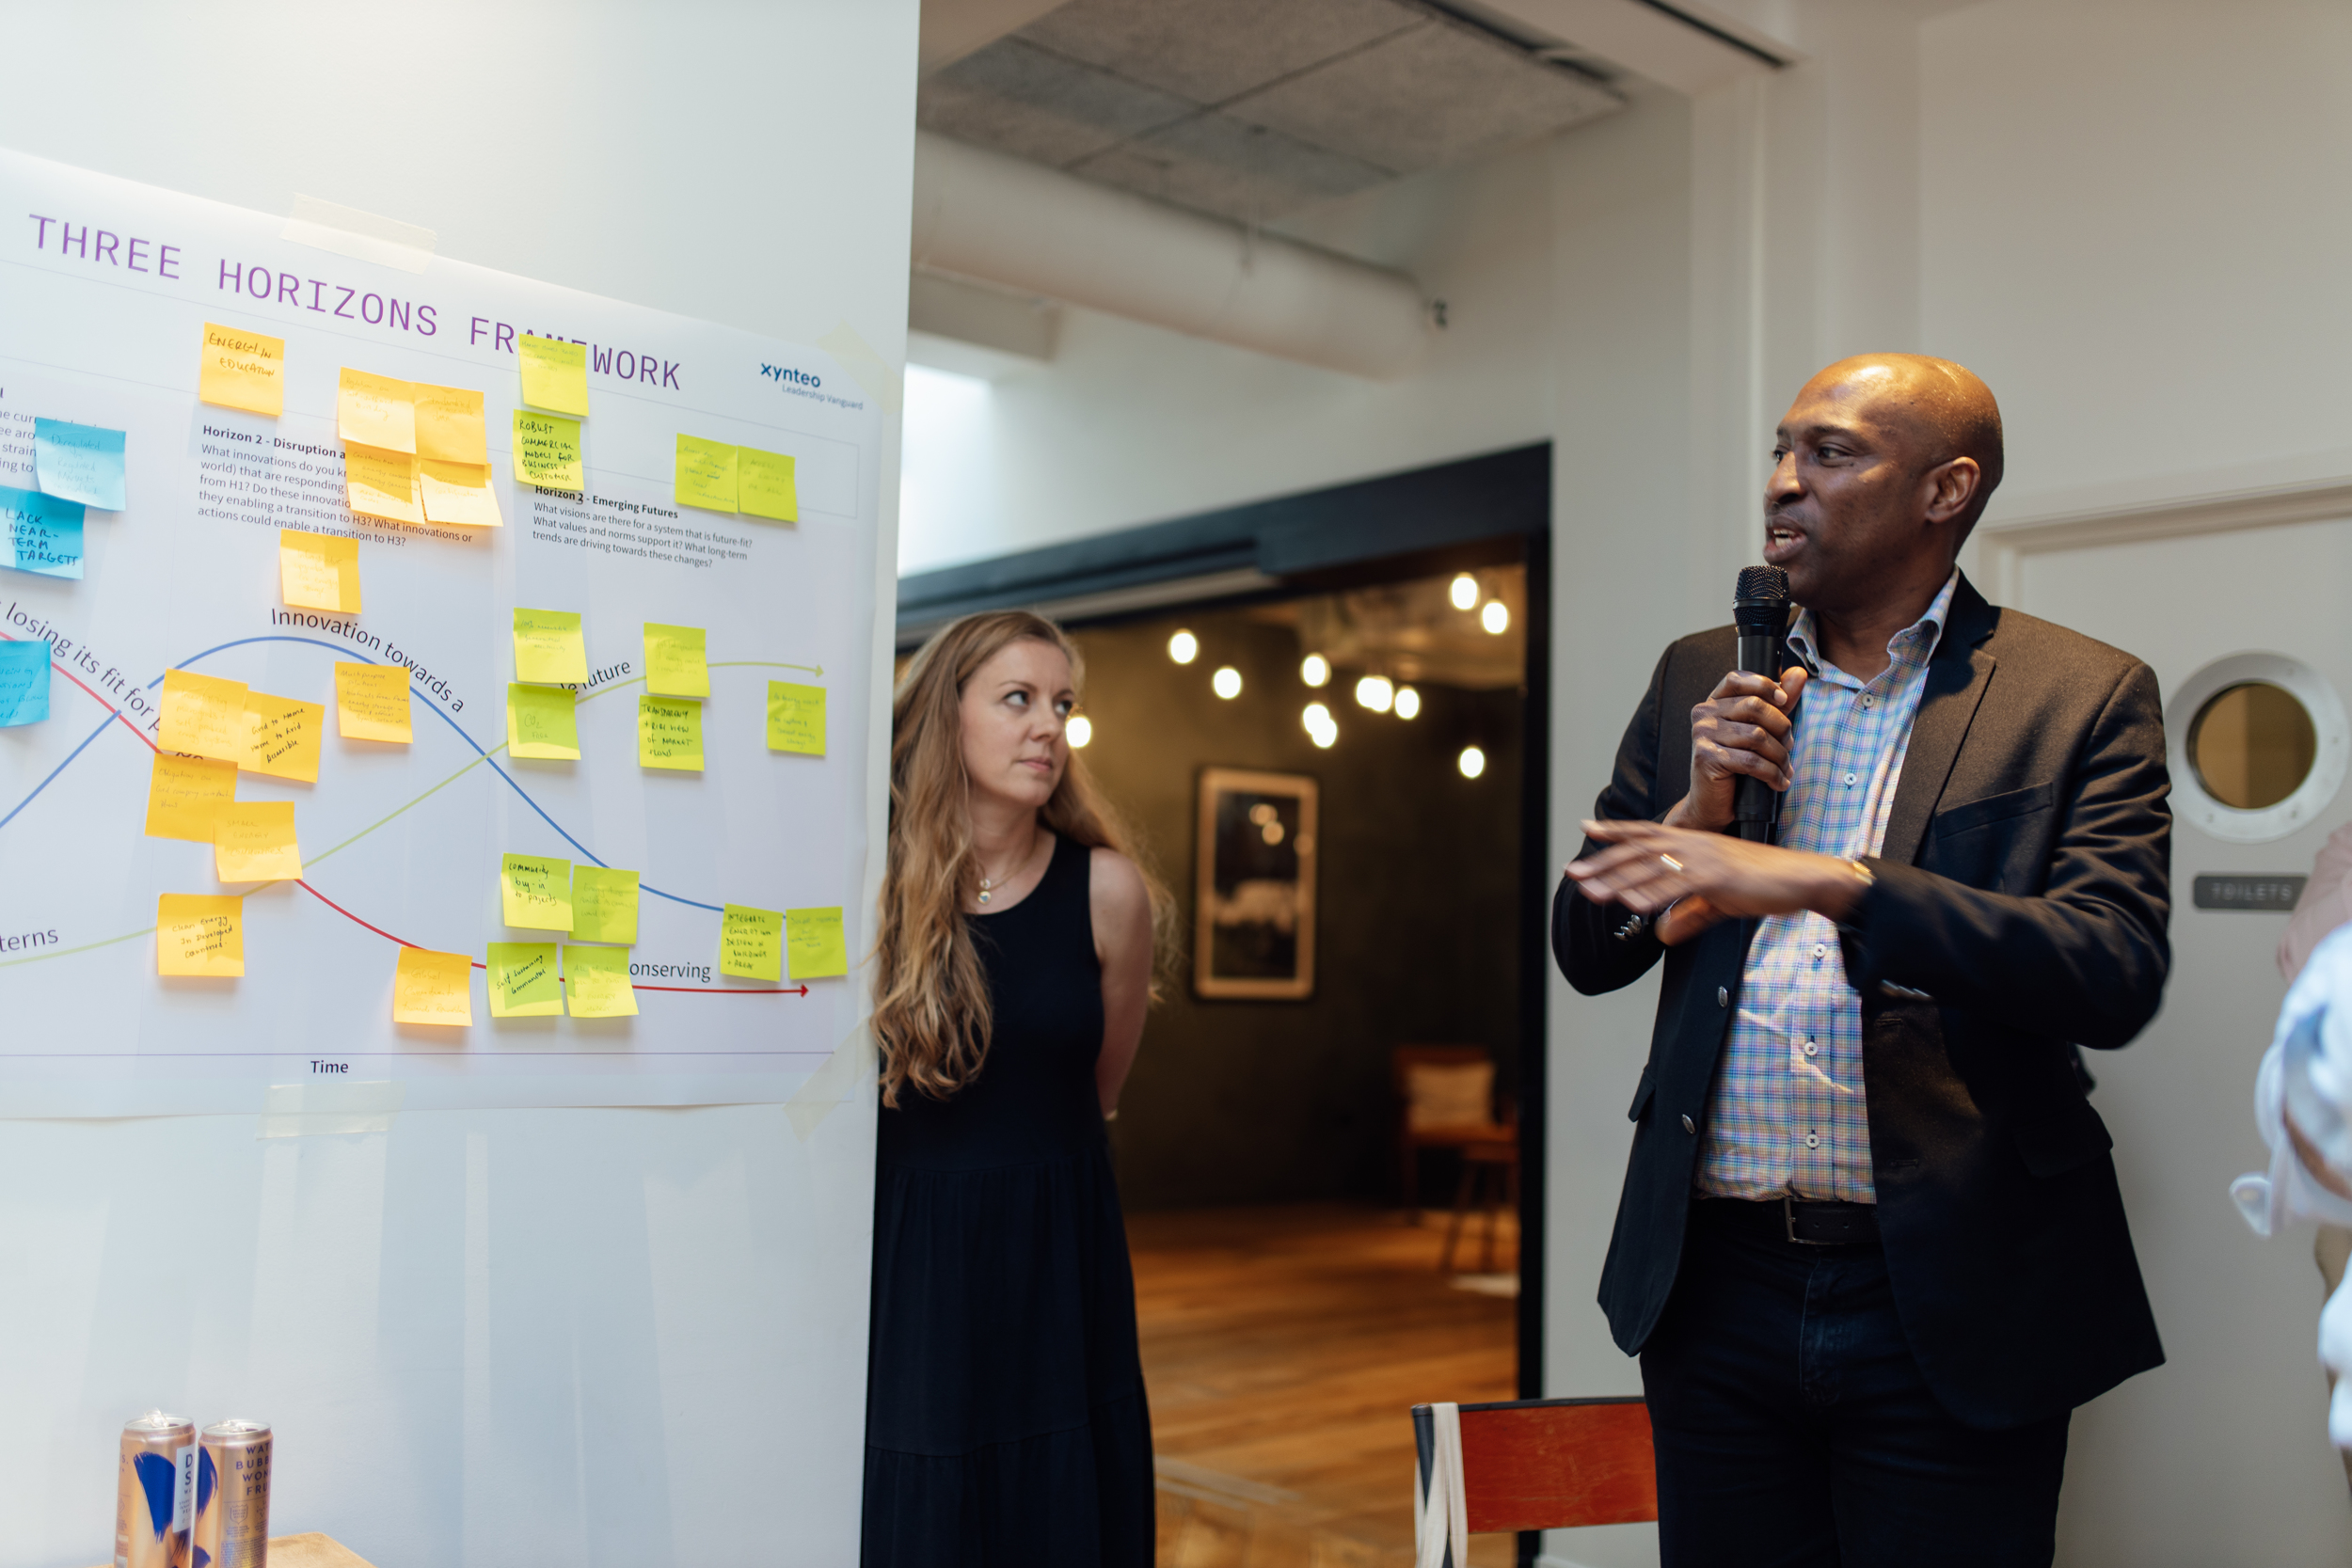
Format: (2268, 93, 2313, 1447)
(393, 946, 474, 1026)
(720, 903, 784, 981)
(501, 853, 573, 930)
(144, 752, 239, 841)
(739, 447, 798, 522)
(344, 443, 422, 525)
(418, 460, 503, 527)
(564, 943, 639, 1018)
(337, 368, 416, 452)
(638, 695, 704, 771)
(213, 800, 301, 882)
(519, 335, 591, 417)
(158, 893, 244, 977)
(644, 624, 708, 697)
(279, 529, 361, 613)
(787, 906, 850, 980)
(508, 684, 580, 759)
(570, 865, 641, 944)
(766, 682, 825, 755)
(198, 323, 285, 417)
(513, 608, 587, 684)
(159, 670, 250, 762)
(243, 692, 324, 783)
(334, 661, 411, 743)
(412, 383, 488, 464)
(487, 942, 563, 1017)
(511, 411, 583, 490)
(675, 435, 738, 512)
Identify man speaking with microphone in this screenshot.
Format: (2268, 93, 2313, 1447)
(1557, 354, 2171, 1564)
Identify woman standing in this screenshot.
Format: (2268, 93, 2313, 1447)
(862, 610, 1167, 1566)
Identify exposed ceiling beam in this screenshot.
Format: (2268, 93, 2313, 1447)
(907, 272, 1059, 381)
(911, 133, 1429, 380)
(918, 0, 1069, 76)
(1466, 0, 1788, 95)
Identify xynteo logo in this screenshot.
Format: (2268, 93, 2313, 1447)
(760, 363, 820, 388)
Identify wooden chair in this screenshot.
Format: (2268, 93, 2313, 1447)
(1409, 1396, 1656, 1564)
(1438, 1134, 1519, 1275)
(1393, 1045, 1512, 1222)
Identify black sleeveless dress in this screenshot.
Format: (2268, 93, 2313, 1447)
(862, 833, 1155, 1565)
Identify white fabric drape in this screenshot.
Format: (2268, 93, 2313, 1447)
(2233, 924, 2352, 1447)
(1414, 1402, 1470, 1568)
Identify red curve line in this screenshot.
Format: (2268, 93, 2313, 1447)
(1, 635, 803, 1000)
(294, 879, 481, 965)
(0, 631, 158, 752)
(294, 880, 803, 994)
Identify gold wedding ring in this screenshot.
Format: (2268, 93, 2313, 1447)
(1660, 854, 1684, 873)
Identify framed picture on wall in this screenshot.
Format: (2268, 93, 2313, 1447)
(1194, 767, 1319, 1000)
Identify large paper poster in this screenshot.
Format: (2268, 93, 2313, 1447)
(0, 149, 884, 1109)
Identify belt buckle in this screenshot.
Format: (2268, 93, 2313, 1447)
(1782, 1193, 1831, 1246)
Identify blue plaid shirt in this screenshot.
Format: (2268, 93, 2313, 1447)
(1694, 572, 1958, 1203)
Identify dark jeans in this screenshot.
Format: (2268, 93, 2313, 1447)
(1639, 1201, 2071, 1568)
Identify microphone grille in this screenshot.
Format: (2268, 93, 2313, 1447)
(1735, 565, 1789, 604)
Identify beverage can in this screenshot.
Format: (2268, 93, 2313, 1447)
(114, 1411, 196, 1568)
(191, 1420, 271, 1568)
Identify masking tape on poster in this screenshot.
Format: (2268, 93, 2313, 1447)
(257, 1079, 405, 1138)
(281, 195, 437, 274)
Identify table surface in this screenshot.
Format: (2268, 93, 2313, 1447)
(88, 1533, 373, 1568)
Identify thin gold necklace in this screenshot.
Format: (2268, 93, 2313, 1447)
(976, 828, 1039, 906)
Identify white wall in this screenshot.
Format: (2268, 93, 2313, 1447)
(1922, 0, 2352, 516)
(1916, 4, 2352, 1562)
(897, 130, 1560, 573)
(0, 5, 916, 1563)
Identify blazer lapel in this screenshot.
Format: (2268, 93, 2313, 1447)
(1879, 576, 2000, 867)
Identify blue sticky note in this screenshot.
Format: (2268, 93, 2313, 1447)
(0, 485, 84, 579)
(0, 640, 49, 726)
(32, 419, 126, 510)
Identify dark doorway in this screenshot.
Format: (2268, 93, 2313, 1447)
(896, 445, 1550, 1566)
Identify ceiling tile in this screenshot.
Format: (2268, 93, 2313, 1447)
(919, 38, 1197, 166)
(1071, 112, 1396, 224)
(1228, 16, 1621, 174)
(1019, 0, 1423, 104)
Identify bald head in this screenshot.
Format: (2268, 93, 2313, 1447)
(1764, 354, 2005, 624)
(1804, 354, 2004, 533)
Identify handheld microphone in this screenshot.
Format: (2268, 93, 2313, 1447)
(1732, 565, 1791, 844)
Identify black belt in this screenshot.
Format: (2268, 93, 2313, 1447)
(1699, 1195, 1879, 1247)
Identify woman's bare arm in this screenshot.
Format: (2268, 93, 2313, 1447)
(1090, 847, 1153, 1116)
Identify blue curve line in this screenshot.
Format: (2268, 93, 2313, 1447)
(0, 705, 122, 835)
(0, 633, 723, 912)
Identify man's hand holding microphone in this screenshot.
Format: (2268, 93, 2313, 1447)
(1565, 567, 1873, 942)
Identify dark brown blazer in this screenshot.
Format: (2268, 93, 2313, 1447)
(1553, 572, 2169, 1429)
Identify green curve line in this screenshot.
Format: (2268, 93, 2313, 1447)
(6, 657, 830, 971)
(0, 924, 155, 971)
(11, 740, 510, 970)
(576, 660, 821, 707)
(306, 746, 504, 870)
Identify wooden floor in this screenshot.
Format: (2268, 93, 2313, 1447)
(1130, 1203, 1520, 1567)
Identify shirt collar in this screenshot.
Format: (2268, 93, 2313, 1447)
(1788, 570, 1960, 680)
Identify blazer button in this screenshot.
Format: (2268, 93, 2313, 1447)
(1680, 1114, 1696, 1134)
(1716, 987, 1728, 1007)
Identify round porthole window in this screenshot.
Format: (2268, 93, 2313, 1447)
(2167, 654, 2347, 844)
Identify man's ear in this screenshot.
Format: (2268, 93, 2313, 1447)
(1923, 456, 1982, 528)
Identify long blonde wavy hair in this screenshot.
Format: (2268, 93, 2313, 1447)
(873, 610, 1172, 1105)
